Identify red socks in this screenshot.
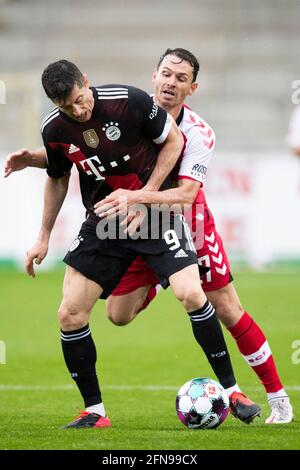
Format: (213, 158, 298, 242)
(228, 312, 283, 393)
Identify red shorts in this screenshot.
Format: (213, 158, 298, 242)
(196, 228, 232, 291)
(111, 256, 159, 295)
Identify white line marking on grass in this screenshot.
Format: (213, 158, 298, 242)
(0, 384, 299, 392)
(0, 384, 74, 391)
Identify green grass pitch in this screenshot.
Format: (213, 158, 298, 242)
(0, 269, 299, 450)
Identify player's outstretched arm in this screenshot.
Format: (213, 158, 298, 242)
(3, 146, 48, 177)
(26, 173, 70, 277)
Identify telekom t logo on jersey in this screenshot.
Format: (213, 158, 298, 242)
(79, 155, 105, 180)
(79, 154, 131, 181)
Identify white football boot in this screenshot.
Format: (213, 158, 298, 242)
(265, 397, 294, 424)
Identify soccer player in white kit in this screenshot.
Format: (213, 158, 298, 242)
(97, 49, 293, 424)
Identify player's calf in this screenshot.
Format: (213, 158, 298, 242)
(206, 283, 244, 328)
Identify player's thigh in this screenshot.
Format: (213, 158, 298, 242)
(206, 282, 244, 328)
(106, 285, 151, 325)
(169, 264, 207, 310)
(60, 265, 103, 315)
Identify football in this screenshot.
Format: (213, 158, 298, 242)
(176, 377, 230, 429)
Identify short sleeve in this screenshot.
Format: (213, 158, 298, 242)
(42, 128, 73, 179)
(178, 126, 215, 183)
(128, 87, 173, 144)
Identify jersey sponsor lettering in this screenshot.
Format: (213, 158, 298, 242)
(149, 102, 158, 120)
(191, 163, 208, 177)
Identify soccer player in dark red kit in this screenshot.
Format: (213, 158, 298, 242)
(5, 59, 254, 428)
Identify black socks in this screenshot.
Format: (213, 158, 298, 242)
(61, 324, 102, 407)
(188, 301, 236, 389)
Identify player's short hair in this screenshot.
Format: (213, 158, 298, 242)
(157, 48, 200, 82)
(42, 60, 84, 103)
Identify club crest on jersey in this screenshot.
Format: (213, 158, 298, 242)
(102, 122, 121, 141)
(69, 236, 84, 252)
(83, 129, 99, 148)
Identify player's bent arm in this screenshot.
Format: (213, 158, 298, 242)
(3, 146, 48, 177)
(26, 173, 70, 277)
(127, 178, 201, 207)
(144, 119, 184, 191)
(137, 179, 201, 206)
(94, 121, 183, 218)
(94, 178, 200, 218)
(121, 178, 201, 235)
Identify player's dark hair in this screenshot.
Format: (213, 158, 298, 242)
(157, 48, 200, 82)
(42, 60, 84, 103)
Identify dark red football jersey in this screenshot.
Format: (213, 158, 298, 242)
(41, 85, 173, 224)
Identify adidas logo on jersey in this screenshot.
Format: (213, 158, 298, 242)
(174, 249, 188, 258)
(69, 144, 80, 154)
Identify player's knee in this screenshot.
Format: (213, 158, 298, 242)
(107, 309, 134, 326)
(106, 297, 137, 326)
(174, 285, 206, 311)
(108, 314, 132, 326)
(58, 305, 88, 330)
(106, 306, 133, 326)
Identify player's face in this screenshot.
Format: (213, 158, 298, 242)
(55, 75, 94, 122)
(153, 55, 198, 112)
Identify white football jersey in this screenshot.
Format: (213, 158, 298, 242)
(178, 105, 215, 184)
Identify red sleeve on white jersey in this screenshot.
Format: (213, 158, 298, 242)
(178, 122, 215, 183)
